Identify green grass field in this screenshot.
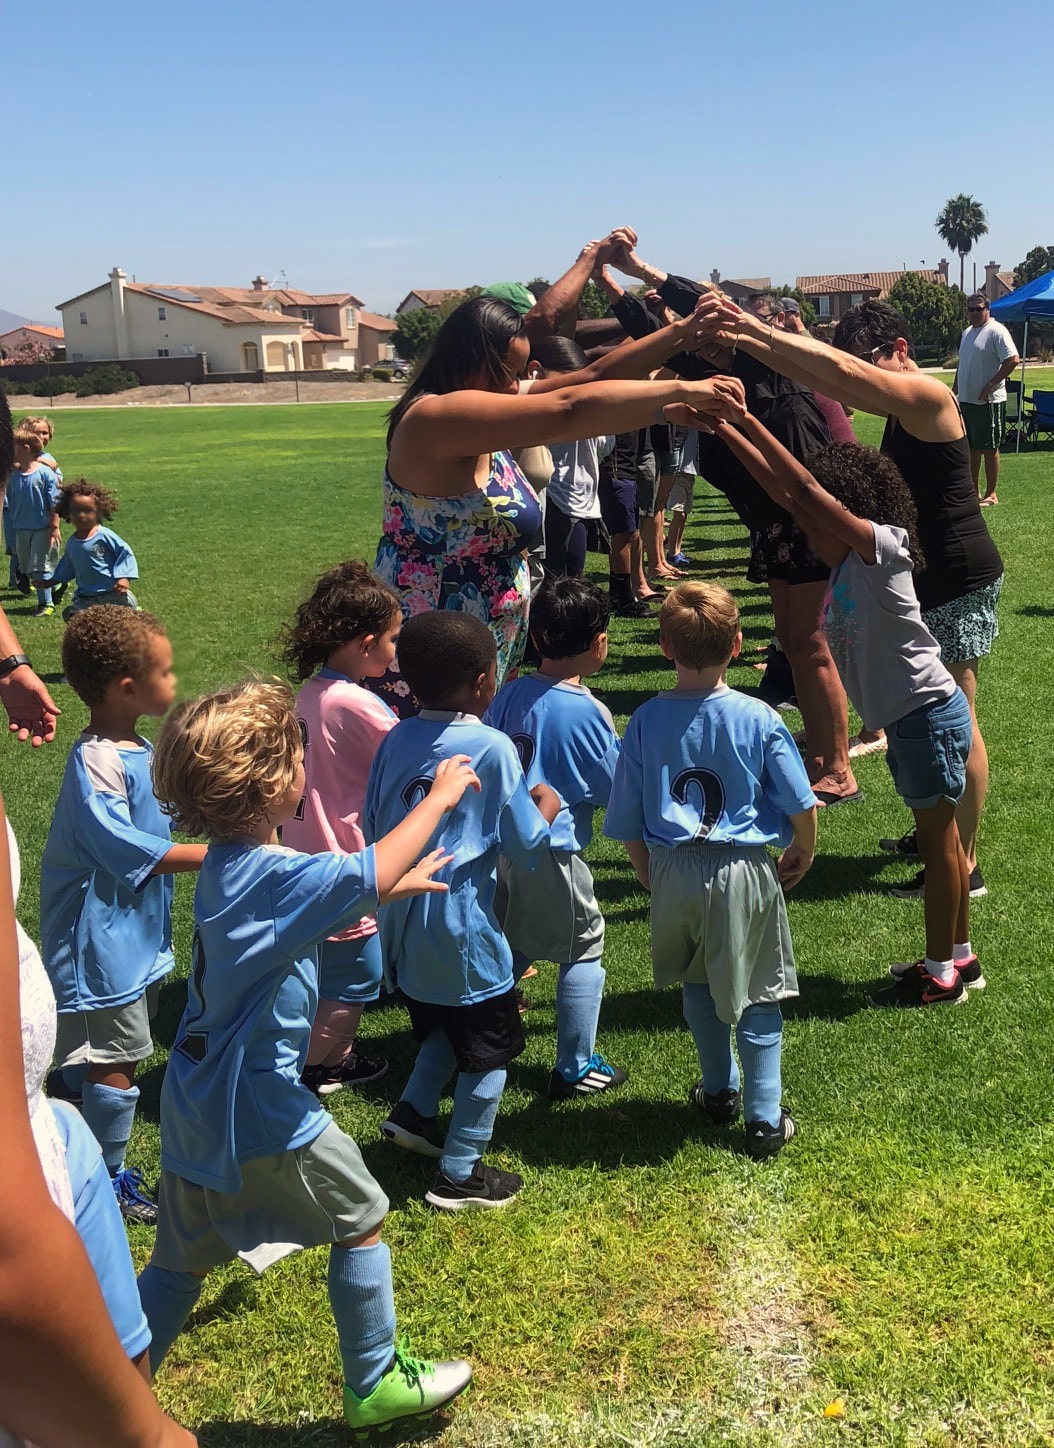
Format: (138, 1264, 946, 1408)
(6, 403, 1054, 1448)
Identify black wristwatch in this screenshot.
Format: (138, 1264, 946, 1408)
(0, 653, 31, 680)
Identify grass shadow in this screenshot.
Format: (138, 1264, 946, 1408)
(199, 1417, 448, 1447)
(1016, 604, 1054, 617)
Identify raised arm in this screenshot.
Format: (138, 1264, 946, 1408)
(394, 374, 746, 462)
(529, 303, 723, 393)
(714, 413, 876, 562)
(702, 298, 959, 439)
(523, 227, 637, 342)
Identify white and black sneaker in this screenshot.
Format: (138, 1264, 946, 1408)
(425, 1161, 523, 1212)
(889, 866, 987, 900)
(745, 1110, 796, 1161)
(688, 1082, 741, 1124)
(888, 953, 986, 990)
(381, 1100, 443, 1158)
(548, 1052, 627, 1101)
(302, 1052, 388, 1098)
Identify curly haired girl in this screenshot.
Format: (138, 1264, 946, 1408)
(716, 414, 979, 1008)
(52, 479, 139, 617)
(278, 560, 403, 1094)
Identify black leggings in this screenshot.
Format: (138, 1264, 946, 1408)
(544, 500, 588, 578)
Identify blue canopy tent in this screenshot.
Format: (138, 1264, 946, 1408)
(990, 269, 1054, 451)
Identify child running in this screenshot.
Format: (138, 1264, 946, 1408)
(41, 608, 206, 1222)
(605, 582, 817, 1159)
(7, 424, 61, 615)
(716, 414, 980, 1006)
(368, 612, 559, 1210)
(486, 576, 627, 1099)
(138, 680, 477, 1435)
(52, 480, 139, 617)
(280, 560, 401, 1096)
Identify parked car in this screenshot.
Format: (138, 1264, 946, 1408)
(369, 357, 411, 381)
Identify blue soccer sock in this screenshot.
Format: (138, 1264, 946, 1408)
(137, 1264, 203, 1372)
(401, 1029, 456, 1120)
(59, 1062, 89, 1094)
(682, 982, 740, 1097)
(554, 956, 606, 1080)
(329, 1241, 397, 1400)
(440, 1068, 506, 1183)
(81, 1081, 139, 1176)
(35, 584, 53, 609)
(736, 1003, 783, 1129)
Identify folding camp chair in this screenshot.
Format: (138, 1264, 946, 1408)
(1024, 389, 1054, 446)
(1004, 379, 1024, 445)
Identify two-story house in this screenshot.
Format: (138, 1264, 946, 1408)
(795, 264, 950, 323)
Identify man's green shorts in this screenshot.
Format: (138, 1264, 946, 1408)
(961, 400, 1006, 451)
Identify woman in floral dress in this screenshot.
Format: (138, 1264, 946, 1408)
(372, 295, 747, 714)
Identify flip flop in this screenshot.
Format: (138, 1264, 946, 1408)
(848, 733, 888, 759)
(814, 788, 864, 807)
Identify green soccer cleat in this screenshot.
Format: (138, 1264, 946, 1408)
(342, 1344, 472, 1438)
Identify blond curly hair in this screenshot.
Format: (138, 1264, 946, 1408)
(152, 679, 303, 839)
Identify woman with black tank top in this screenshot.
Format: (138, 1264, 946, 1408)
(694, 295, 1002, 897)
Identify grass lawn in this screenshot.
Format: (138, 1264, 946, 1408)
(6, 402, 1054, 1448)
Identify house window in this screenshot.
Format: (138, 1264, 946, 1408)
(850, 292, 863, 307)
(183, 344, 195, 356)
(300, 307, 315, 323)
(346, 308, 357, 331)
(817, 295, 831, 317)
(158, 306, 167, 320)
(79, 311, 87, 325)
(157, 348, 170, 357)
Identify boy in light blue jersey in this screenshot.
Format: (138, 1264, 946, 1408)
(42, 607, 207, 1223)
(485, 577, 627, 1100)
(138, 679, 478, 1436)
(605, 582, 818, 1160)
(53, 480, 139, 616)
(8, 424, 61, 615)
(367, 612, 558, 1212)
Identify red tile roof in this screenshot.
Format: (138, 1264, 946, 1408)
(398, 289, 465, 311)
(795, 270, 945, 297)
(2, 323, 64, 340)
(357, 311, 397, 331)
(301, 329, 349, 344)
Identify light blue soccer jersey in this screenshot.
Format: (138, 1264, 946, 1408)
(7, 464, 61, 530)
(364, 711, 550, 1006)
(41, 735, 174, 1011)
(604, 686, 816, 849)
(52, 527, 138, 594)
(40, 451, 63, 481)
(160, 841, 378, 1192)
(485, 675, 620, 852)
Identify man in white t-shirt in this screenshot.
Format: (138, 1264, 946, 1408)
(953, 294, 1020, 506)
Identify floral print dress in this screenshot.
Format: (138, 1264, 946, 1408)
(373, 450, 542, 715)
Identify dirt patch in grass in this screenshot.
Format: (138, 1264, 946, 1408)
(5, 380, 405, 408)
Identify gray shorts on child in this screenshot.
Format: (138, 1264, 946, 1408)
(15, 528, 54, 577)
(54, 980, 161, 1067)
(151, 1121, 389, 1276)
(496, 849, 605, 965)
(649, 843, 797, 1025)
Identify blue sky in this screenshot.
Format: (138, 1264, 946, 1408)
(9, 0, 1052, 322)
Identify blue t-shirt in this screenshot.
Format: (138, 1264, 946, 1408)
(7, 464, 60, 531)
(364, 711, 550, 1006)
(41, 735, 174, 1011)
(52, 527, 138, 594)
(604, 686, 816, 849)
(484, 674, 620, 852)
(40, 451, 62, 481)
(161, 841, 378, 1192)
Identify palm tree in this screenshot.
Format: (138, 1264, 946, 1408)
(935, 194, 989, 292)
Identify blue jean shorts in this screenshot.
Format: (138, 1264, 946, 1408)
(885, 688, 973, 809)
(318, 931, 383, 1004)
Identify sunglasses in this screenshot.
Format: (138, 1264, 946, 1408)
(967, 306, 987, 314)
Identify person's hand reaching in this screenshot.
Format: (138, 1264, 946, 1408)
(385, 847, 456, 902)
(0, 663, 61, 746)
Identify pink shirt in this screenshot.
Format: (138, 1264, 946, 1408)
(283, 669, 397, 941)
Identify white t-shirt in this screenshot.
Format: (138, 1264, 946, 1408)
(957, 319, 1017, 405)
(547, 435, 614, 519)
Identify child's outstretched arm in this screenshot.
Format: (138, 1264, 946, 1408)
(151, 842, 208, 874)
(715, 414, 876, 563)
(373, 754, 480, 901)
(624, 840, 651, 892)
(777, 806, 817, 892)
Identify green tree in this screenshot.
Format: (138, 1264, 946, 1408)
(935, 194, 989, 293)
(577, 281, 610, 320)
(886, 273, 967, 353)
(1013, 246, 1054, 288)
(391, 288, 481, 361)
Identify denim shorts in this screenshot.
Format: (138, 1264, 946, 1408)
(885, 688, 973, 809)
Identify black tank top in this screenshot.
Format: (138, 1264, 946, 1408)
(881, 417, 1003, 610)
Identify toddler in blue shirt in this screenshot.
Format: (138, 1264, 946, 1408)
(486, 577, 626, 1099)
(605, 582, 817, 1160)
(367, 612, 558, 1211)
(42, 607, 206, 1223)
(7, 424, 61, 614)
(138, 679, 478, 1435)
(53, 480, 139, 617)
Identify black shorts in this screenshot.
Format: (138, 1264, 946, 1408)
(599, 475, 639, 537)
(404, 986, 526, 1073)
(748, 518, 829, 586)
